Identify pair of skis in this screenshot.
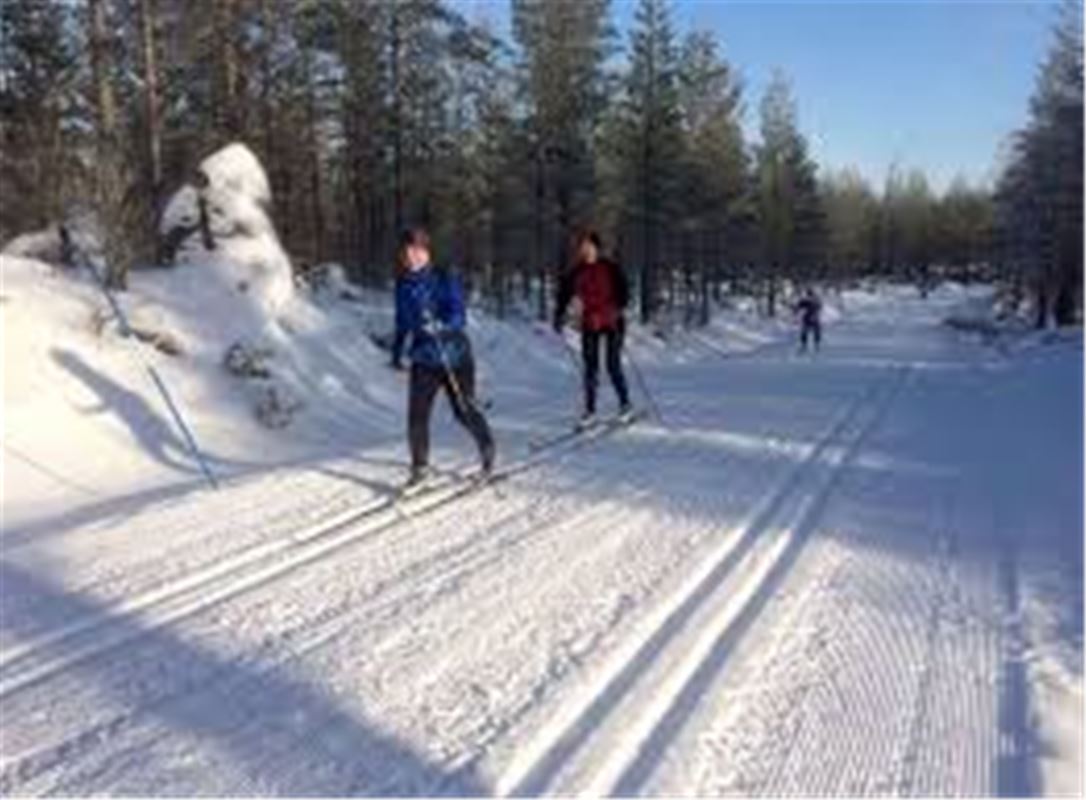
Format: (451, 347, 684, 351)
(527, 409, 645, 453)
(396, 464, 494, 502)
(395, 408, 646, 504)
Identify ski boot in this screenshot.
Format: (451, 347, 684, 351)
(480, 440, 496, 479)
(576, 410, 598, 431)
(401, 465, 431, 497)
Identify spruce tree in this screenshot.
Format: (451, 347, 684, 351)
(756, 71, 822, 315)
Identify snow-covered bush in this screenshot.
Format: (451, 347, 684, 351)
(254, 384, 303, 429)
(221, 339, 307, 428)
(160, 142, 294, 315)
(223, 340, 273, 379)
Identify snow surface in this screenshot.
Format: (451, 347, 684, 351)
(2, 251, 1081, 795)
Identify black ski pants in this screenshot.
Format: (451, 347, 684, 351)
(408, 353, 493, 470)
(800, 321, 822, 351)
(581, 322, 630, 414)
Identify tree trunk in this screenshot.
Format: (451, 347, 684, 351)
(640, 131, 654, 325)
(89, 0, 117, 141)
(302, 42, 325, 263)
(1034, 275, 1048, 329)
(389, 9, 404, 235)
(214, 0, 242, 139)
(258, 0, 277, 189)
(535, 148, 547, 321)
(89, 0, 126, 288)
(138, 0, 163, 257)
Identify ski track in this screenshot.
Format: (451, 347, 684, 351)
(2, 289, 1080, 796)
(496, 365, 909, 796)
(0, 370, 816, 794)
(637, 363, 1016, 796)
(0, 413, 643, 700)
(1, 405, 793, 793)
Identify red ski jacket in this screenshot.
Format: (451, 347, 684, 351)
(554, 258, 630, 332)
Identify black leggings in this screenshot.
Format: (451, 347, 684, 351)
(800, 322, 822, 351)
(581, 324, 630, 414)
(409, 355, 493, 469)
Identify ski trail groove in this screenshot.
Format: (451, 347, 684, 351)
(497, 366, 909, 797)
(0, 418, 639, 699)
(0, 492, 640, 791)
(604, 365, 911, 796)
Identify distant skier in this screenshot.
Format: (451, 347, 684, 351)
(391, 227, 495, 489)
(553, 228, 633, 427)
(794, 288, 823, 353)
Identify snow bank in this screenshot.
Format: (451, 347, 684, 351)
(1, 137, 373, 529)
(2, 217, 102, 268)
(161, 142, 293, 316)
(0, 250, 408, 531)
(2, 227, 69, 264)
(1, 144, 396, 528)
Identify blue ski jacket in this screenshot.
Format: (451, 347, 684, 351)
(392, 264, 469, 368)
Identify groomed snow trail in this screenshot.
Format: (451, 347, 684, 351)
(1, 289, 1081, 796)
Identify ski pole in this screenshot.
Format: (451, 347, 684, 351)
(423, 309, 483, 420)
(422, 313, 500, 485)
(623, 344, 665, 425)
(80, 249, 219, 490)
(553, 326, 585, 416)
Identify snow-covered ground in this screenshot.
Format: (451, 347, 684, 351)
(2, 240, 1081, 796)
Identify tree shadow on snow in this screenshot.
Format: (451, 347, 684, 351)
(0, 561, 488, 796)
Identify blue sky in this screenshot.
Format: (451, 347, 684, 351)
(455, 0, 1061, 192)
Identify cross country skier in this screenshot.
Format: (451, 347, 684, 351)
(794, 288, 823, 353)
(390, 227, 495, 489)
(553, 228, 633, 428)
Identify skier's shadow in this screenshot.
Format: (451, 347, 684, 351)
(0, 561, 488, 796)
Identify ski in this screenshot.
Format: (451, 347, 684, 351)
(528, 409, 645, 452)
(394, 411, 643, 519)
(527, 422, 594, 452)
(394, 470, 462, 502)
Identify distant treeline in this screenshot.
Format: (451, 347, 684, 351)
(1, 0, 1080, 325)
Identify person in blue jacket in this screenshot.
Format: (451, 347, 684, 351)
(391, 227, 495, 487)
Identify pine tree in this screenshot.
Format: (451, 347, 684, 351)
(512, 0, 612, 319)
(88, 0, 146, 288)
(293, 0, 339, 266)
(675, 31, 748, 325)
(996, 0, 1082, 326)
(335, 0, 387, 281)
(823, 168, 879, 281)
(898, 169, 935, 285)
(623, 0, 684, 323)
(936, 177, 992, 278)
(433, 19, 507, 279)
(756, 71, 822, 315)
(0, 0, 82, 237)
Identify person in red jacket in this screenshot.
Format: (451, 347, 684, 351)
(553, 228, 633, 427)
